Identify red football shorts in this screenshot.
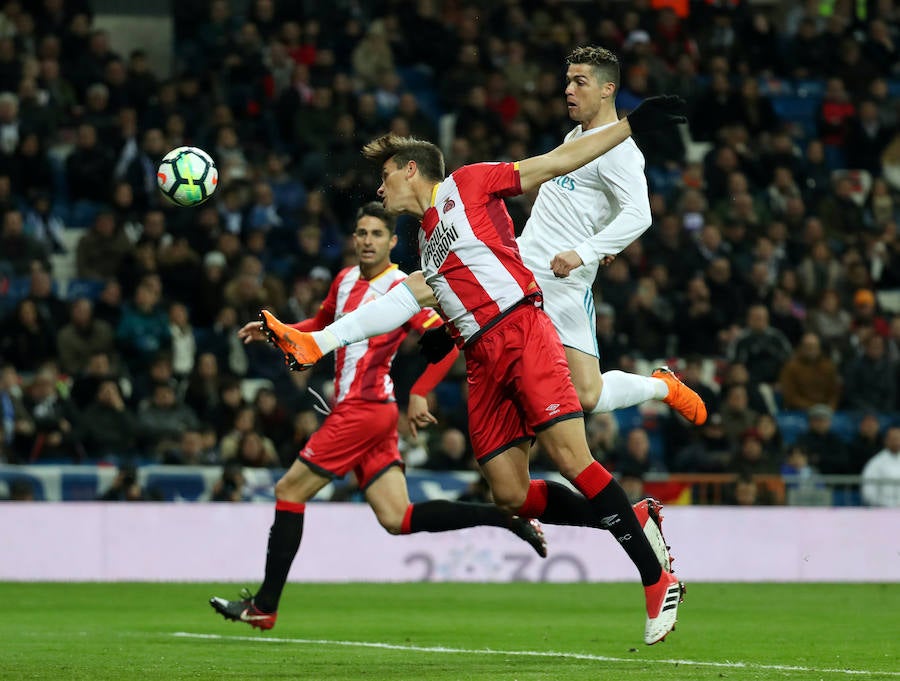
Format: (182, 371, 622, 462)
(465, 303, 582, 463)
(298, 399, 402, 489)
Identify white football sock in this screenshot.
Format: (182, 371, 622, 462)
(590, 370, 668, 413)
(316, 282, 422, 353)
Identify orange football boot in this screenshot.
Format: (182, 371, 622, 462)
(259, 309, 323, 371)
(652, 366, 708, 425)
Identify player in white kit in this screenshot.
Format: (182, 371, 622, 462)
(517, 46, 706, 425)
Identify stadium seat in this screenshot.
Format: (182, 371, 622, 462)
(65, 278, 106, 301)
(770, 95, 821, 139)
(775, 411, 808, 446)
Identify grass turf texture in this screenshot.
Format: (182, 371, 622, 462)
(2, 583, 897, 680)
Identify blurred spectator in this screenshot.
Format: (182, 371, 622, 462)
(727, 473, 770, 506)
(56, 298, 115, 376)
(183, 352, 221, 423)
(116, 278, 170, 373)
(719, 383, 760, 447)
(66, 123, 115, 219)
(0, 298, 57, 372)
(1, 363, 33, 462)
(754, 413, 784, 462)
(729, 430, 777, 477)
(21, 368, 79, 462)
(849, 288, 890, 338)
(253, 386, 291, 453)
(767, 287, 804, 347)
(848, 412, 883, 474)
(674, 276, 724, 356)
(585, 411, 620, 465)
(842, 333, 896, 412)
(806, 289, 853, 359)
(860, 426, 900, 507)
(69, 350, 123, 410)
(795, 404, 851, 475)
(137, 380, 199, 458)
(797, 240, 844, 304)
(210, 460, 246, 501)
(76, 378, 138, 461)
(593, 303, 630, 370)
(845, 99, 895, 175)
(232, 430, 280, 468)
(76, 209, 133, 281)
(0, 208, 49, 276)
(27, 265, 68, 329)
(167, 301, 196, 379)
(203, 305, 249, 378)
(613, 427, 663, 476)
(277, 408, 319, 468)
(778, 332, 840, 411)
(23, 193, 65, 254)
(424, 427, 472, 471)
(729, 304, 792, 387)
(97, 463, 150, 501)
(164, 428, 219, 466)
(672, 412, 731, 473)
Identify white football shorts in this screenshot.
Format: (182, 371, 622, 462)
(536, 273, 599, 358)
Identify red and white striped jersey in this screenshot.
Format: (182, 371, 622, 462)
(418, 162, 540, 343)
(300, 264, 442, 403)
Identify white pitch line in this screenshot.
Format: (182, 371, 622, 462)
(172, 632, 899, 677)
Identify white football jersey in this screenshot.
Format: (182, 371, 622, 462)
(517, 121, 652, 288)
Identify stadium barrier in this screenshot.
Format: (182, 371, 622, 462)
(2, 465, 894, 506)
(2, 503, 898, 583)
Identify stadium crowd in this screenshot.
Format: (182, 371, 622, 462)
(1, 0, 900, 506)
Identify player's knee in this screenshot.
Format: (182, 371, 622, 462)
(274, 475, 305, 503)
(577, 385, 601, 413)
(491, 487, 528, 513)
(375, 509, 404, 535)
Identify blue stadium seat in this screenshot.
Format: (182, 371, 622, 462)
(775, 410, 808, 446)
(65, 278, 105, 301)
(830, 411, 858, 444)
(793, 79, 825, 98)
(770, 95, 821, 139)
(2, 276, 32, 302)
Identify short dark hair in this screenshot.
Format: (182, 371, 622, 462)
(362, 134, 445, 182)
(356, 201, 396, 233)
(566, 45, 620, 94)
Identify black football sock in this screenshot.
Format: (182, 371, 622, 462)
(254, 501, 305, 612)
(574, 462, 662, 586)
(401, 500, 512, 533)
(518, 479, 600, 526)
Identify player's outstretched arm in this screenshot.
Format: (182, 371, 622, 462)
(261, 272, 438, 372)
(517, 95, 686, 193)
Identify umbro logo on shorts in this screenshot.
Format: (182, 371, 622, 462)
(545, 403, 561, 417)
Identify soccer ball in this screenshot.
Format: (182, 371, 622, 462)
(157, 146, 218, 207)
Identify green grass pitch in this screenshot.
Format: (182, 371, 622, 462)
(2, 582, 897, 680)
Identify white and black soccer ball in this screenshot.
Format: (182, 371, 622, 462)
(157, 146, 218, 207)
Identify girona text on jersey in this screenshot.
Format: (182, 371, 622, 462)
(423, 220, 459, 269)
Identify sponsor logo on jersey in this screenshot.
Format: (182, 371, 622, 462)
(423, 220, 459, 269)
(552, 175, 576, 191)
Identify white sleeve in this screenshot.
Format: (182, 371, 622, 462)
(573, 146, 652, 267)
(326, 282, 422, 346)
